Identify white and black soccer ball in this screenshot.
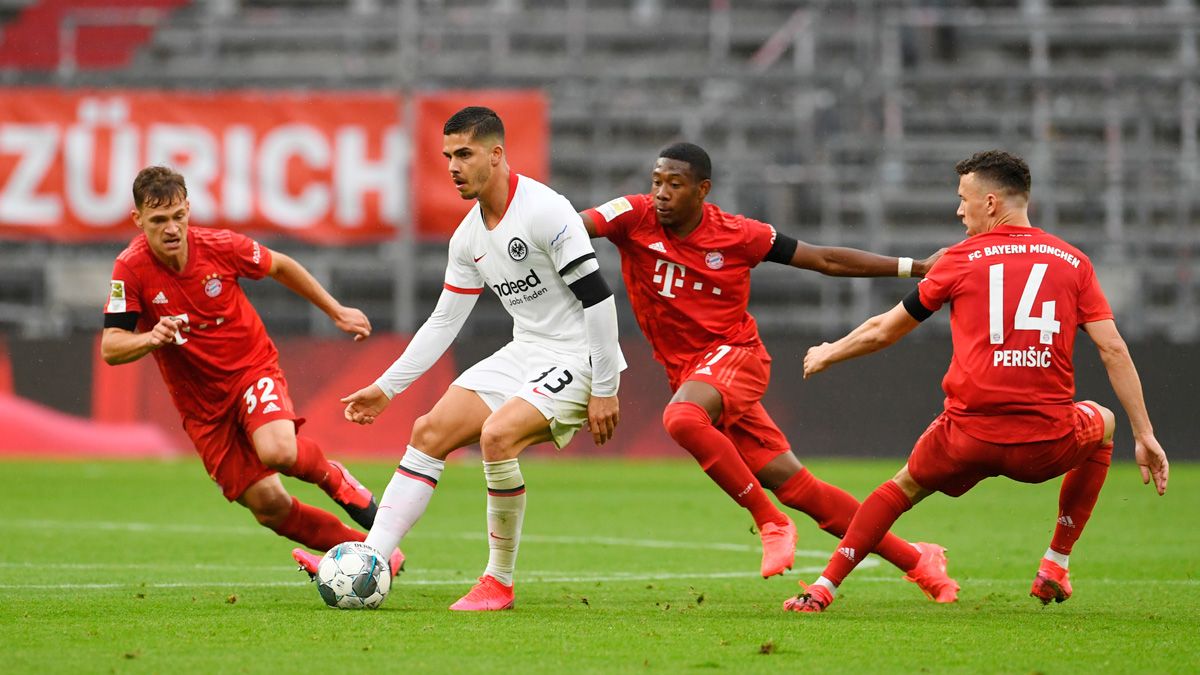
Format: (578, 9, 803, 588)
(316, 542, 391, 609)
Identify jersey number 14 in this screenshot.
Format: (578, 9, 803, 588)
(988, 263, 1061, 345)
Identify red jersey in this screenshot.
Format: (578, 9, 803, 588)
(104, 228, 278, 422)
(915, 225, 1113, 443)
(585, 193, 777, 386)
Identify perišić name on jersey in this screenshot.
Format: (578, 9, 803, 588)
(492, 268, 548, 306)
(993, 346, 1053, 368)
(966, 243, 1080, 268)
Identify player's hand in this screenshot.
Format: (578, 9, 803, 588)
(913, 248, 949, 278)
(333, 306, 372, 342)
(146, 317, 181, 349)
(341, 384, 390, 425)
(803, 342, 834, 378)
(586, 394, 620, 446)
(1134, 434, 1169, 496)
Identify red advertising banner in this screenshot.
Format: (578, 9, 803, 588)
(0, 89, 547, 242)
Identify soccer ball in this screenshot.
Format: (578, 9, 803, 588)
(316, 542, 391, 609)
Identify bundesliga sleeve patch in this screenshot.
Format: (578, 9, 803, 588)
(106, 280, 126, 313)
(595, 197, 632, 222)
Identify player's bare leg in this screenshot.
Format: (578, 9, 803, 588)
(450, 397, 553, 611)
(365, 386, 492, 562)
(238, 474, 364, 551)
(1033, 402, 1116, 605)
(663, 381, 795, 577)
(252, 419, 377, 529)
(758, 453, 957, 602)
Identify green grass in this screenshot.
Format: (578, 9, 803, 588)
(1, 457, 1196, 674)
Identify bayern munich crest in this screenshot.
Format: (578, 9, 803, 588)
(203, 274, 223, 297)
(705, 251, 725, 269)
(508, 237, 529, 261)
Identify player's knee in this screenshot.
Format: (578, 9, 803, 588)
(662, 401, 706, 441)
(255, 439, 296, 471)
(757, 453, 803, 491)
(478, 422, 520, 461)
(410, 413, 452, 457)
(246, 491, 293, 529)
(1082, 400, 1116, 443)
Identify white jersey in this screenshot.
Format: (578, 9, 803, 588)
(445, 173, 618, 361)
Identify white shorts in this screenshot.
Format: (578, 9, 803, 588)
(452, 341, 593, 449)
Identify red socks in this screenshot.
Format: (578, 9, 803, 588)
(283, 436, 343, 496)
(662, 401, 787, 528)
(821, 480, 913, 587)
(1050, 442, 1113, 555)
(270, 497, 364, 551)
(774, 469, 919, 572)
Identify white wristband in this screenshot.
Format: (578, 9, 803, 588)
(897, 257, 914, 278)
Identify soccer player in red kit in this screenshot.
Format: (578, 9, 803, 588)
(100, 166, 403, 573)
(784, 150, 1169, 613)
(579, 142, 958, 602)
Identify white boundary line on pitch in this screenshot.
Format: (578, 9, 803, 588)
(0, 573, 1196, 592)
(0, 517, 877, 565)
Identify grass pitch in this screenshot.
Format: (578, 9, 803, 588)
(1, 457, 1195, 674)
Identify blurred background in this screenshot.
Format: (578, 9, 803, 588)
(0, 0, 1195, 460)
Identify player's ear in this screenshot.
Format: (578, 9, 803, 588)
(490, 143, 504, 167)
(697, 178, 712, 201)
(131, 208, 143, 230)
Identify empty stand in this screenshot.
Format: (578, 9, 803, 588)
(1, 0, 1197, 341)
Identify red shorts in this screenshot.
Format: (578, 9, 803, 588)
(908, 402, 1107, 497)
(678, 345, 791, 473)
(181, 367, 302, 501)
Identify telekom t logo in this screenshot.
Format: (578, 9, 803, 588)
(653, 259, 686, 298)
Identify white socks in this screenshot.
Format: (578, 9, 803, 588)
(1044, 548, 1070, 569)
(813, 576, 838, 597)
(364, 446, 445, 558)
(482, 459, 526, 586)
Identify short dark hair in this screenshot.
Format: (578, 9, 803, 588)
(658, 142, 712, 182)
(132, 165, 187, 210)
(443, 106, 505, 143)
(955, 150, 1030, 198)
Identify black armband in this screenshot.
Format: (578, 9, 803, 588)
(104, 311, 139, 331)
(559, 252, 597, 277)
(902, 288, 934, 322)
(568, 270, 613, 308)
(764, 233, 799, 265)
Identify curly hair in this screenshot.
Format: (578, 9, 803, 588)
(955, 150, 1030, 198)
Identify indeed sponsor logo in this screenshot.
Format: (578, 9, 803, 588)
(492, 268, 541, 297)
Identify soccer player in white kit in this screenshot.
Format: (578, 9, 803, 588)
(296, 106, 624, 611)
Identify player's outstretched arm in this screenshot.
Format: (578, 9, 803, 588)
(341, 384, 391, 425)
(1083, 319, 1169, 495)
(100, 318, 181, 365)
(804, 302, 920, 378)
(342, 287, 478, 424)
(267, 250, 371, 341)
(786, 240, 946, 278)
